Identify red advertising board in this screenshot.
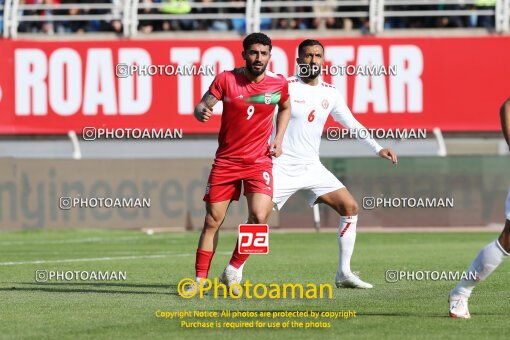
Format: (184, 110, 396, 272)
(0, 36, 508, 134)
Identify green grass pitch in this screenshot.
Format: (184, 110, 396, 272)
(0, 229, 508, 339)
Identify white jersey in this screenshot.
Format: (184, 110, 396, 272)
(274, 75, 383, 165)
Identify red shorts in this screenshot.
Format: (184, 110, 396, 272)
(203, 164, 273, 202)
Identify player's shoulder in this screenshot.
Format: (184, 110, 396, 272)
(319, 80, 347, 107)
(231, 67, 245, 75)
(213, 70, 229, 83)
(217, 68, 245, 77)
(286, 75, 300, 84)
(320, 80, 342, 99)
(218, 68, 243, 78)
(264, 70, 287, 83)
(320, 80, 337, 90)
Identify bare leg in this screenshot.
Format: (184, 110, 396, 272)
(198, 200, 231, 251)
(316, 188, 371, 288)
(246, 192, 274, 224)
(229, 192, 273, 268)
(316, 187, 358, 216)
(220, 193, 274, 295)
(497, 219, 510, 253)
(317, 188, 358, 278)
(194, 200, 231, 280)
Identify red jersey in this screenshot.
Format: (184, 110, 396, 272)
(208, 67, 289, 166)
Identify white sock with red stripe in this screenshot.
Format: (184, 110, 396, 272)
(336, 215, 358, 279)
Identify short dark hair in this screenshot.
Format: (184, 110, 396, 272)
(298, 39, 324, 57)
(243, 33, 272, 51)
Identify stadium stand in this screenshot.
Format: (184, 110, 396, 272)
(1, 0, 508, 37)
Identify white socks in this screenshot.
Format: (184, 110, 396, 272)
(453, 239, 509, 297)
(337, 215, 358, 279)
(227, 264, 243, 272)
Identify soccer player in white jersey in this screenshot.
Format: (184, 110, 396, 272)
(449, 97, 510, 318)
(220, 39, 398, 291)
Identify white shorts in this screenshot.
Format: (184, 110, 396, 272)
(506, 187, 510, 221)
(272, 161, 345, 210)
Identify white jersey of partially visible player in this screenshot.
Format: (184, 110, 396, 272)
(272, 75, 383, 210)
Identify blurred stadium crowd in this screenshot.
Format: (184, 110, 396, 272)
(0, 0, 497, 35)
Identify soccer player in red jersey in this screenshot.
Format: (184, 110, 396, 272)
(189, 33, 291, 293)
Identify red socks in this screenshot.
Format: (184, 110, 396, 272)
(195, 249, 214, 278)
(195, 241, 249, 278)
(229, 240, 250, 269)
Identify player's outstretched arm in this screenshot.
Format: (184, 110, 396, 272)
(500, 97, 510, 150)
(330, 97, 397, 164)
(194, 90, 218, 123)
(269, 98, 291, 157)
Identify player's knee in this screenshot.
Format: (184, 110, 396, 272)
(204, 211, 225, 230)
(499, 224, 510, 252)
(341, 200, 358, 216)
(498, 237, 510, 253)
(249, 210, 271, 224)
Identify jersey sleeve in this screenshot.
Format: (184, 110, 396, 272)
(278, 77, 289, 105)
(208, 71, 227, 100)
(330, 90, 383, 155)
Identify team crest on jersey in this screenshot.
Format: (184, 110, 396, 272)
(264, 93, 272, 105)
(322, 99, 329, 109)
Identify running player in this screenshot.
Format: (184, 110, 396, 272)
(221, 39, 398, 291)
(449, 97, 510, 318)
(190, 33, 291, 290)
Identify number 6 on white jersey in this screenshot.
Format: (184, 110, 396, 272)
(262, 171, 271, 185)
(247, 105, 255, 120)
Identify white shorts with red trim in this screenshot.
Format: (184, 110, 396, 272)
(272, 161, 344, 210)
